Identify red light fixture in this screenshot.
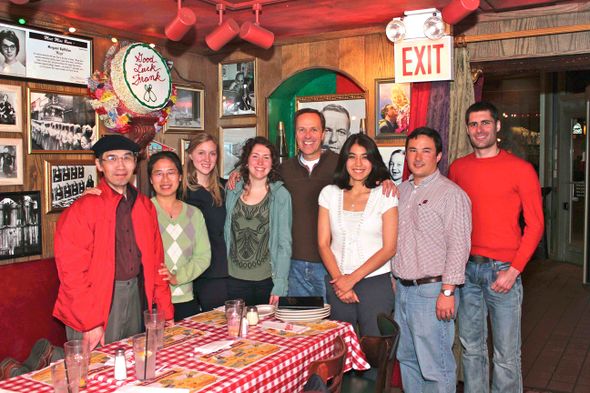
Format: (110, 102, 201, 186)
(9, 0, 29, 4)
(442, 0, 480, 25)
(165, 0, 196, 42)
(205, 4, 239, 51)
(239, 3, 274, 49)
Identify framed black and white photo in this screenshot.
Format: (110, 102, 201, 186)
(375, 78, 410, 140)
(296, 93, 366, 154)
(0, 83, 22, 132)
(220, 126, 256, 179)
(220, 60, 255, 117)
(0, 191, 42, 261)
(179, 138, 191, 165)
(378, 146, 406, 186)
(0, 26, 26, 78)
(166, 86, 204, 132)
(0, 137, 23, 186)
(27, 87, 98, 154)
(43, 158, 97, 214)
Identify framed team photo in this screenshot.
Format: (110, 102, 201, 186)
(43, 158, 97, 214)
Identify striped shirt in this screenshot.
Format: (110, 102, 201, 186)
(392, 170, 472, 285)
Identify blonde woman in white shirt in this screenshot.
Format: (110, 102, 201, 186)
(318, 133, 398, 336)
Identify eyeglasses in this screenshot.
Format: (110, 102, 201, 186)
(101, 153, 136, 164)
(1, 44, 16, 52)
(467, 119, 495, 129)
(151, 169, 179, 179)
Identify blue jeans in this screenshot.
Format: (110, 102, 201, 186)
(458, 260, 523, 393)
(288, 259, 328, 301)
(395, 280, 456, 393)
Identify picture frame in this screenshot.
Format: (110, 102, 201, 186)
(0, 191, 42, 261)
(179, 138, 191, 166)
(374, 78, 411, 140)
(296, 93, 366, 154)
(27, 87, 98, 154)
(378, 146, 406, 186)
(0, 84, 22, 132)
(0, 137, 23, 185)
(220, 59, 256, 117)
(165, 86, 204, 132)
(43, 158, 97, 214)
(220, 126, 256, 179)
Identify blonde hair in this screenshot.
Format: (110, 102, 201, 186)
(182, 132, 223, 207)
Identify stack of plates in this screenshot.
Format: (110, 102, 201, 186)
(275, 304, 331, 322)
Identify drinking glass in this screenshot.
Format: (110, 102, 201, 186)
(51, 360, 79, 393)
(143, 309, 165, 350)
(63, 340, 89, 389)
(225, 299, 244, 338)
(132, 333, 157, 381)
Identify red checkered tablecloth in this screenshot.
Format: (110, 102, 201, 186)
(0, 313, 369, 393)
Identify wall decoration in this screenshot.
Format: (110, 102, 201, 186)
(0, 22, 92, 85)
(378, 146, 406, 186)
(147, 140, 175, 158)
(296, 93, 366, 154)
(375, 78, 410, 139)
(0, 137, 23, 186)
(220, 126, 256, 178)
(43, 158, 97, 214)
(28, 88, 98, 153)
(0, 84, 22, 132)
(220, 60, 255, 117)
(166, 86, 204, 131)
(179, 138, 191, 165)
(0, 191, 42, 261)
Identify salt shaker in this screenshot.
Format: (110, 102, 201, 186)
(240, 316, 249, 337)
(246, 306, 259, 326)
(114, 347, 127, 380)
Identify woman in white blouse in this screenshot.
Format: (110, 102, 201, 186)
(318, 133, 398, 336)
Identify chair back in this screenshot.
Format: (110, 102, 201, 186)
(307, 335, 347, 393)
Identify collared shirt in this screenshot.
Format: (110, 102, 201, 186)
(115, 185, 142, 280)
(392, 169, 472, 285)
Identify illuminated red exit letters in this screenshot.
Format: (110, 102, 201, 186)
(394, 36, 453, 83)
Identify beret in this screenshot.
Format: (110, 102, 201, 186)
(91, 135, 140, 157)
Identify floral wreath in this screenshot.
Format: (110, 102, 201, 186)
(87, 43, 177, 134)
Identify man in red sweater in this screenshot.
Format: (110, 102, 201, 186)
(448, 102, 544, 393)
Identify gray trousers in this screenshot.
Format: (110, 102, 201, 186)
(66, 277, 142, 344)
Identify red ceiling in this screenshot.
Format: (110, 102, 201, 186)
(3, 0, 578, 51)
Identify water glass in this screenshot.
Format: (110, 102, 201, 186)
(132, 333, 157, 381)
(143, 309, 165, 350)
(51, 361, 79, 393)
(225, 299, 244, 338)
(63, 340, 89, 389)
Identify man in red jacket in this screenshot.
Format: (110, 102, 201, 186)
(448, 102, 544, 393)
(53, 135, 173, 350)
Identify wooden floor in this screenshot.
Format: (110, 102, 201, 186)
(520, 259, 590, 393)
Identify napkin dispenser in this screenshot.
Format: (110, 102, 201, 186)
(278, 296, 324, 310)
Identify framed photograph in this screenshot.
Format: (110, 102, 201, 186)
(0, 84, 22, 132)
(27, 87, 98, 153)
(0, 26, 27, 78)
(378, 146, 406, 186)
(43, 158, 97, 214)
(375, 78, 411, 140)
(0, 137, 23, 185)
(296, 93, 366, 154)
(179, 138, 191, 166)
(220, 60, 255, 117)
(165, 86, 204, 131)
(0, 191, 42, 261)
(220, 126, 256, 179)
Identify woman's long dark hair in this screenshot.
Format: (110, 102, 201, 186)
(237, 136, 282, 187)
(148, 151, 183, 199)
(333, 133, 390, 190)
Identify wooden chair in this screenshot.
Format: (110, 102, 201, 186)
(308, 335, 348, 393)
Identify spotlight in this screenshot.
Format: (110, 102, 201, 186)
(423, 13, 445, 40)
(239, 3, 274, 49)
(442, 0, 480, 25)
(385, 18, 405, 43)
(205, 4, 239, 51)
(68, 27, 77, 33)
(111, 37, 118, 43)
(165, 0, 196, 41)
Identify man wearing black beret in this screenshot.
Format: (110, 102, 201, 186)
(53, 134, 174, 350)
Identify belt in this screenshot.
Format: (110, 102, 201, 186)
(398, 275, 442, 287)
(469, 255, 494, 263)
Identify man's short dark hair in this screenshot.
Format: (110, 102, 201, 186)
(381, 104, 393, 119)
(465, 101, 499, 124)
(405, 127, 443, 155)
(294, 108, 325, 131)
(0, 30, 19, 55)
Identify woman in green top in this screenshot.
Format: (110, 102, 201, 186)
(149, 151, 211, 321)
(224, 136, 292, 306)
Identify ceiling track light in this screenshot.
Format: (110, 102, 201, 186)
(165, 0, 197, 42)
(239, 3, 274, 49)
(205, 3, 239, 51)
(9, 0, 29, 4)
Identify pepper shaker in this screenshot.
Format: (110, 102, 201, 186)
(114, 347, 127, 381)
(246, 306, 259, 326)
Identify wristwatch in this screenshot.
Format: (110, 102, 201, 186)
(441, 289, 455, 297)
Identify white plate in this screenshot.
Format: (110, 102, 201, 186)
(275, 310, 331, 319)
(275, 305, 331, 317)
(276, 313, 330, 323)
(255, 304, 276, 318)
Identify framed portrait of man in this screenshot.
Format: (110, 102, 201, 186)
(220, 60, 256, 117)
(378, 146, 406, 186)
(375, 78, 411, 140)
(0, 137, 23, 186)
(296, 93, 366, 154)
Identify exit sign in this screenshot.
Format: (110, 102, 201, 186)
(394, 36, 454, 83)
